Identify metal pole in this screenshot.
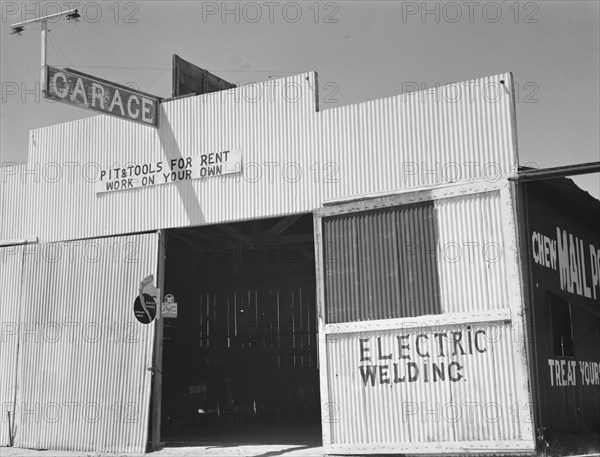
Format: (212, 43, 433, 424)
(10, 9, 77, 28)
(151, 230, 166, 451)
(9, 9, 79, 95)
(510, 161, 600, 182)
(40, 20, 47, 94)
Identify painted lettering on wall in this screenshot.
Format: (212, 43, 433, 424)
(547, 358, 600, 387)
(531, 227, 600, 301)
(95, 149, 242, 194)
(358, 328, 488, 387)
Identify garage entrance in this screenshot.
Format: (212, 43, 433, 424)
(160, 214, 321, 446)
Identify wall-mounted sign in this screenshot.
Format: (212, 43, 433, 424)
(162, 294, 178, 319)
(135, 275, 160, 324)
(134, 293, 156, 324)
(531, 227, 600, 302)
(95, 149, 243, 194)
(44, 65, 160, 128)
(547, 358, 600, 387)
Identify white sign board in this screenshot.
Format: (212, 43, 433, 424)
(96, 149, 242, 194)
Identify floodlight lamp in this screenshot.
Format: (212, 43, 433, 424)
(66, 10, 80, 21)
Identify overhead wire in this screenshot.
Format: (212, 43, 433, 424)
(146, 61, 171, 92)
(47, 30, 76, 69)
(43, 64, 297, 74)
(17, 16, 299, 98)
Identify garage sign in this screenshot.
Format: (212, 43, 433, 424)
(44, 65, 160, 127)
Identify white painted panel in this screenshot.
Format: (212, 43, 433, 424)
(0, 245, 24, 446)
(14, 72, 517, 243)
(435, 191, 510, 314)
(325, 321, 533, 452)
(315, 182, 534, 455)
(0, 164, 27, 242)
(13, 233, 157, 453)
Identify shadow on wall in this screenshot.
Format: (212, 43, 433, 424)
(157, 105, 206, 226)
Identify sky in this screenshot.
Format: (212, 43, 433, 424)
(1, 0, 599, 197)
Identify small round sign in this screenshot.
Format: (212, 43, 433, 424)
(164, 294, 175, 303)
(134, 293, 157, 324)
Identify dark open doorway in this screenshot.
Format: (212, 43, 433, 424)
(160, 214, 321, 446)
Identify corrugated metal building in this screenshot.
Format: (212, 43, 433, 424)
(0, 70, 598, 455)
(519, 178, 600, 441)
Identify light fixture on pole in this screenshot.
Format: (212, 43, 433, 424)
(66, 10, 81, 22)
(9, 9, 80, 95)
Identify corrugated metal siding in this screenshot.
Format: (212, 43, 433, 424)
(24, 72, 318, 243)
(13, 72, 516, 243)
(0, 245, 24, 446)
(323, 202, 441, 323)
(436, 191, 510, 314)
(0, 164, 27, 241)
(327, 322, 528, 448)
(316, 184, 534, 454)
(322, 190, 509, 322)
(12, 234, 157, 453)
(320, 73, 516, 202)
